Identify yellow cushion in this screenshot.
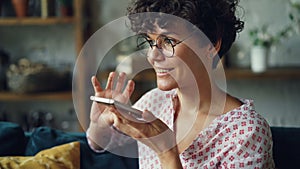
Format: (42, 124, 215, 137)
(0, 141, 80, 169)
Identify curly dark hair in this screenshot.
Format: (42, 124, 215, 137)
(127, 0, 244, 59)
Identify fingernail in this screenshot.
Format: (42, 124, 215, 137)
(119, 72, 125, 77)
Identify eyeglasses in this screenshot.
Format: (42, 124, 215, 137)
(136, 33, 193, 58)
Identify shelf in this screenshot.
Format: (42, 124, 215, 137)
(225, 67, 300, 80)
(99, 67, 300, 81)
(0, 91, 72, 101)
(0, 0, 85, 131)
(0, 17, 75, 26)
(1, 68, 295, 100)
(98, 69, 156, 82)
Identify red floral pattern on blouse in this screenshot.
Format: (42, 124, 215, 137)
(134, 88, 275, 169)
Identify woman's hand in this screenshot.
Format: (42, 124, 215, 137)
(87, 72, 135, 150)
(89, 72, 135, 126)
(112, 109, 183, 169)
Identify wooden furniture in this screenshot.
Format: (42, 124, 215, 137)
(0, 0, 86, 131)
(225, 67, 300, 80)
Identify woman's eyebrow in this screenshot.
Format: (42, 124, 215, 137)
(144, 31, 179, 36)
(160, 31, 179, 36)
(143, 31, 180, 40)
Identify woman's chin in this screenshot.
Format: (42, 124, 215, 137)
(156, 78, 177, 91)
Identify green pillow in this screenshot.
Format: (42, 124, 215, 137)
(0, 122, 27, 156)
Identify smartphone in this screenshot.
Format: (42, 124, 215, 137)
(90, 96, 143, 119)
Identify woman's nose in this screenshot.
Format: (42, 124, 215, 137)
(147, 47, 165, 61)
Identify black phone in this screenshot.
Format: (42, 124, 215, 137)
(90, 96, 143, 119)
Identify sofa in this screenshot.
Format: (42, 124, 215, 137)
(0, 121, 299, 169)
(271, 127, 300, 169)
(0, 122, 138, 169)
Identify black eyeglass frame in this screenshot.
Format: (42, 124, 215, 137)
(136, 31, 195, 58)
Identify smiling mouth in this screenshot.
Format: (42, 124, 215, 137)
(155, 68, 174, 75)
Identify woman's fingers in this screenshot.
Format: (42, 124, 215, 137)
(115, 72, 126, 93)
(105, 72, 115, 90)
(101, 106, 118, 126)
(142, 109, 157, 122)
(112, 110, 158, 137)
(122, 80, 135, 102)
(112, 114, 144, 139)
(91, 76, 103, 93)
(112, 110, 176, 154)
(92, 72, 134, 103)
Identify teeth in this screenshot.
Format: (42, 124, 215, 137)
(156, 68, 172, 73)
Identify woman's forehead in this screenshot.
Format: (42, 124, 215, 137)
(142, 22, 191, 38)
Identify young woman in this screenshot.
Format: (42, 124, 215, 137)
(86, 0, 275, 168)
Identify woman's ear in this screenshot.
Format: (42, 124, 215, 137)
(211, 40, 222, 69)
(205, 39, 222, 69)
(214, 39, 222, 55)
(208, 39, 222, 58)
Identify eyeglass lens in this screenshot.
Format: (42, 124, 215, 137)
(137, 35, 175, 57)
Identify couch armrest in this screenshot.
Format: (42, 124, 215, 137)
(271, 127, 300, 169)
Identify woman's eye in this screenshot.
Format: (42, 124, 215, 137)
(164, 38, 176, 46)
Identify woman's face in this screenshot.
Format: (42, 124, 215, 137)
(145, 25, 211, 91)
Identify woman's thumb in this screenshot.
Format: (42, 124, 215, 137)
(142, 109, 157, 122)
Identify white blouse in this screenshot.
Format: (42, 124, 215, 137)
(134, 88, 275, 169)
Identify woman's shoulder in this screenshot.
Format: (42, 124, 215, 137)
(209, 98, 272, 142)
(216, 98, 269, 127)
(201, 98, 271, 140)
(188, 98, 275, 168)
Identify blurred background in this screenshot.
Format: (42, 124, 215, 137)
(0, 0, 299, 132)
